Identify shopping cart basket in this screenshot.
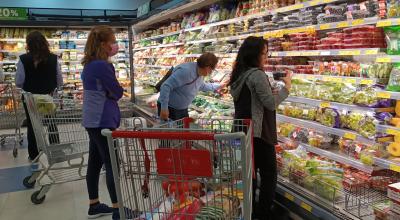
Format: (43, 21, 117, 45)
(0, 82, 25, 157)
(102, 118, 253, 220)
(21, 92, 88, 204)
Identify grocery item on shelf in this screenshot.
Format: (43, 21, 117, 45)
(385, 26, 400, 55)
(388, 64, 400, 92)
(308, 132, 334, 149)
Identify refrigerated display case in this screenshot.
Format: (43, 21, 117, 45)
(131, 0, 400, 219)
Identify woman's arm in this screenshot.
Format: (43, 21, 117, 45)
(248, 70, 289, 111)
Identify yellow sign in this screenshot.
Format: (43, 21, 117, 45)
(301, 202, 312, 212)
(377, 20, 393, 27)
(390, 164, 400, 172)
(309, 0, 320, 6)
(376, 57, 392, 63)
(377, 91, 391, 99)
(344, 132, 357, 140)
(287, 51, 299, 56)
(284, 192, 295, 201)
(344, 78, 356, 84)
(365, 49, 378, 55)
(339, 50, 361, 56)
(360, 79, 373, 85)
(302, 51, 319, 56)
(319, 23, 331, 30)
(271, 52, 279, 56)
(351, 19, 364, 26)
(337, 21, 349, 28)
(320, 102, 331, 108)
(387, 129, 400, 136)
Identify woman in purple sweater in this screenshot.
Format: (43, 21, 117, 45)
(81, 25, 125, 220)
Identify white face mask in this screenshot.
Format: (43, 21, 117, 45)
(108, 43, 119, 57)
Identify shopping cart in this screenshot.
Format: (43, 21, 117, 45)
(21, 92, 88, 204)
(102, 118, 253, 220)
(0, 82, 25, 157)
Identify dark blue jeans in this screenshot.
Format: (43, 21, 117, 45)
(86, 128, 118, 204)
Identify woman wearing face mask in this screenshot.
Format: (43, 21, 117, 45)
(81, 25, 128, 220)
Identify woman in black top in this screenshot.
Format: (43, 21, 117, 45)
(15, 31, 63, 161)
(230, 37, 291, 220)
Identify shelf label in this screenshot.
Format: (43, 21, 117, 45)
(377, 20, 393, 27)
(302, 51, 319, 56)
(323, 0, 335, 3)
(390, 164, 400, 173)
(376, 57, 392, 63)
(287, 51, 299, 56)
(351, 19, 365, 26)
(320, 102, 331, 108)
(270, 52, 279, 56)
(344, 78, 356, 84)
(320, 51, 331, 56)
(365, 49, 378, 55)
(344, 132, 357, 140)
(339, 50, 360, 56)
(319, 23, 331, 30)
(301, 202, 312, 212)
(387, 129, 400, 136)
(309, 0, 321, 6)
(360, 79, 374, 85)
(337, 21, 349, 28)
(377, 91, 391, 99)
(284, 192, 295, 201)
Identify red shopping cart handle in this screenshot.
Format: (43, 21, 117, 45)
(112, 131, 215, 140)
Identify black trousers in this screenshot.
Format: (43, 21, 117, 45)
(253, 137, 277, 220)
(22, 98, 60, 160)
(86, 128, 118, 204)
(157, 102, 188, 121)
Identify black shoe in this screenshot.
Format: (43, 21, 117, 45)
(87, 203, 113, 219)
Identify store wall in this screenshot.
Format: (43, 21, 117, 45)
(0, 0, 149, 10)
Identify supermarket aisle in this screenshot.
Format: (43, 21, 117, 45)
(0, 131, 111, 220)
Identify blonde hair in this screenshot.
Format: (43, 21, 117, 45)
(82, 25, 115, 66)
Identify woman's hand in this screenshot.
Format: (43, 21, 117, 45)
(282, 72, 292, 91)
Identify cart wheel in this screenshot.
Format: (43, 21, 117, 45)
(13, 148, 18, 158)
(31, 191, 46, 204)
(19, 139, 23, 145)
(0, 138, 5, 146)
(23, 176, 36, 189)
(142, 191, 149, 198)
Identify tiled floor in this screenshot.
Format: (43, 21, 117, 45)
(0, 129, 112, 220)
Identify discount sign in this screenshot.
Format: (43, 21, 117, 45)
(0, 8, 27, 20)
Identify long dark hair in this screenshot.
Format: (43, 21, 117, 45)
(230, 36, 267, 85)
(26, 31, 51, 64)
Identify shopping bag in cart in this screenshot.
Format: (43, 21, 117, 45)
(33, 94, 56, 115)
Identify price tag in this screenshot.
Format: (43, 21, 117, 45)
(323, 0, 335, 3)
(320, 51, 330, 56)
(319, 23, 331, 30)
(286, 4, 304, 11)
(255, 33, 261, 37)
(351, 19, 364, 26)
(332, 78, 342, 83)
(309, 0, 320, 6)
(306, 75, 315, 80)
(377, 91, 391, 99)
(390, 164, 400, 173)
(284, 192, 295, 201)
(377, 20, 392, 27)
(320, 102, 331, 108)
(344, 132, 357, 140)
(344, 78, 356, 84)
(339, 50, 360, 56)
(360, 79, 374, 85)
(337, 21, 349, 28)
(301, 202, 312, 212)
(365, 49, 379, 55)
(271, 52, 278, 56)
(376, 57, 392, 63)
(287, 51, 299, 56)
(387, 129, 400, 136)
(302, 51, 319, 56)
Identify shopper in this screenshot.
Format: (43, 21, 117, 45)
(81, 25, 134, 220)
(15, 31, 62, 161)
(229, 36, 291, 220)
(157, 53, 227, 121)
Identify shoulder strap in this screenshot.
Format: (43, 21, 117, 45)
(183, 75, 199, 87)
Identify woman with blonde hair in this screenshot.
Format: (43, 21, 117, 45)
(81, 25, 132, 220)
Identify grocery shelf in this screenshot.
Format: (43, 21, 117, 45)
(293, 74, 380, 85)
(278, 136, 375, 173)
(0, 60, 17, 64)
(374, 157, 400, 173)
(376, 124, 400, 137)
(286, 96, 395, 113)
(133, 64, 172, 69)
(276, 114, 376, 146)
(135, 53, 236, 59)
(375, 55, 400, 63)
(270, 48, 382, 57)
(197, 94, 233, 107)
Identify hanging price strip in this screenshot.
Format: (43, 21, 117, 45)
(344, 132, 357, 140)
(365, 49, 379, 55)
(337, 21, 349, 28)
(360, 79, 374, 85)
(351, 19, 365, 26)
(339, 50, 361, 56)
(386, 129, 400, 136)
(309, 0, 320, 6)
(320, 102, 331, 108)
(319, 23, 331, 30)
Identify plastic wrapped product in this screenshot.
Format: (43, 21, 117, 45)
(354, 86, 381, 107)
(385, 26, 400, 55)
(325, 4, 346, 15)
(317, 107, 341, 128)
(278, 123, 296, 137)
(290, 127, 309, 144)
(387, 64, 400, 92)
(308, 132, 334, 149)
